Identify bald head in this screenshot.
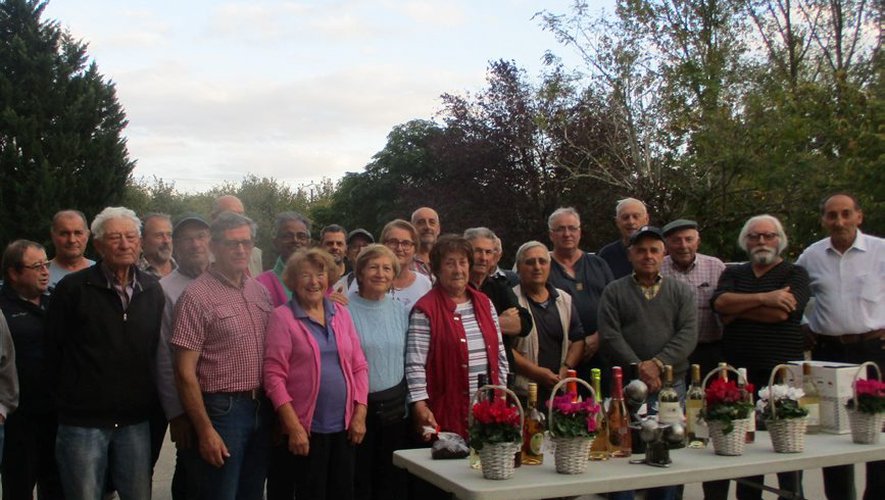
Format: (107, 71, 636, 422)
(211, 195, 245, 219)
(615, 198, 649, 241)
(411, 207, 440, 250)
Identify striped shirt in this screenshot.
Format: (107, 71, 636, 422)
(405, 301, 509, 403)
(171, 266, 274, 393)
(662, 253, 726, 343)
(712, 261, 810, 372)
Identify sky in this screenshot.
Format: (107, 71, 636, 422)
(41, 0, 614, 193)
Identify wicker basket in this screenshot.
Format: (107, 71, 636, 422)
(764, 364, 807, 453)
(847, 362, 884, 445)
(547, 377, 597, 474)
(708, 418, 751, 456)
(468, 384, 524, 480)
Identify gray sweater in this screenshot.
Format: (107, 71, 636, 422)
(598, 276, 698, 377)
(0, 311, 19, 418)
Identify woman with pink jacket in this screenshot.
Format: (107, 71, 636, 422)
(264, 248, 369, 500)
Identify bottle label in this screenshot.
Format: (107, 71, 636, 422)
(529, 432, 544, 454)
(659, 401, 682, 424)
(686, 401, 707, 437)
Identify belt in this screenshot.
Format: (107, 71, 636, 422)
(816, 329, 885, 345)
(206, 388, 264, 400)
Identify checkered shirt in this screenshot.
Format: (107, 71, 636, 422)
(661, 253, 725, 343)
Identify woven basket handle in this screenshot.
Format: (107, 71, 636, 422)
(546, 377, 597, 436)
(766, 364, 797, 421)
(849, 361, 883, 410)
(701, 364, 746, 389)
(467, 384, 525, 441)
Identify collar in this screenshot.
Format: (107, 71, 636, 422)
(99, 261, 140, 290)
(631, 272, 663, 286)
(273, 256, 286, 277)
(825, 229, 867, 254)
(667, 255, 697, 273)
(207, 264, 247, 289)
(290, 297, 336, 320)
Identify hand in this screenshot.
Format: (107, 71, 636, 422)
(535, 366, 561, 389)
(287, 423, 310, 456)
(639, 360, 662, 393)
(197, 427, 230, 468)
(412, 401, 438, 442)
(169, 415, 194, 450)
(761, 287, 797, 312)
(347, 404, 367, 445)
(328, 291, 349, 306)
(498, 308, 521, 336)
(582, 333, 600, 361)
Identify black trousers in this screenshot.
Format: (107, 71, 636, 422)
(288, 431, 355, 500)
(354, 413, 407, 500)
(1, 412, 64, 500)
(814, 335, 885, 500)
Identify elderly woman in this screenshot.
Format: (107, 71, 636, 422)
(347, 244, 410, 500)
(405, 234, 510, 439)
(379, 219, 432, 308)
(264, 248, 369, 500)
(510, 241, 585, 403)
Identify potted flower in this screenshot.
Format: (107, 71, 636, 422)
(700, 377, 754, 456)
(845, 367, 885, 444)
(547, 389, 601, 474)
(757, 383, 808, 453)
(468, 397, 522, 479)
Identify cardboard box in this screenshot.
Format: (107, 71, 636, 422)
(787, 360, 867, 434)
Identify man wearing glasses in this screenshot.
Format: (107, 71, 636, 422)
(712, 214, 810, 500)
(1, 240, 58, 497)
(172, 211, 274, 500)
(256, 211, 312, 307)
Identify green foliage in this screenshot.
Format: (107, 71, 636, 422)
(0, 0, 134, 250)
(759, 399, 809, 421)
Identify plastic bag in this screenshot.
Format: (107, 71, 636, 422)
(431, 432, 469, 459)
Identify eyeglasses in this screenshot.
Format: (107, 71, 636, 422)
(384, 239, 415, 249)
(278, 232, 310, 242)
(746, 232, 779, 242)
(21, 261, 50, 271)
(219, 239, 254, 250)
(552, 225, 580, 234)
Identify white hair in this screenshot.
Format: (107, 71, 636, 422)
(463, 227, 498, 243)
(515, 240, 549, 264)
(91, 207, 142, 240)
(615, 198, 647, 217)
(737, 214, 788, 254)
(547, 207, 581, 230)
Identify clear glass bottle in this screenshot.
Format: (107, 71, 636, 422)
(686, 364, 708, 447)
(608, 366, 632, 457)
(589, 368, 611, 460)
(658, 365, 682, 424)
(800, 362, 821, 434)
(737, 367, 755, 443)
(521, 383, 545, 465)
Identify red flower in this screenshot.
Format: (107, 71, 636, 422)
(472, 399, 520, 426)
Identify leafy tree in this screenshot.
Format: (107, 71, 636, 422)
(0, 0, 134, 249)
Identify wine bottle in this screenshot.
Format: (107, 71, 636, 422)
(658, 365, 681, 424)
(589, 368, 611, 460)
(469, 373, 489, 469)
(737, 367, 755, 443)
(800, 362, 821, 434)
(608, 366, 632, 457)
(566, 368, 579, 402)
(505, 373, 521, 467)
(686, 364, 708, 447)
(521, 383, 545, 465)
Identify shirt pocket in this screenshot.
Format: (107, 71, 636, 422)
(208, 304, 245, 342)
(856, 274, 880, 303)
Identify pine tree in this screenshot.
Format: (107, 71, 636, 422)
(0, 0, 134, 248)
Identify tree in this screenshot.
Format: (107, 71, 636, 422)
(0, 0, 134, 249)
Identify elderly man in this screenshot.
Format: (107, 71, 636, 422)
(490, 235, 518, 286)
(599, 198, 650, 279)
(410, 207, 440, 278)
(211, 194, 264, 276)
(256, 211, 312, 307)
(661, 219, 726, 377)
(797, 193, 884, 500)
(46, 207, 164, 500)
(172, 212, 273, 500)
(1, 240, 56, 497)
(464, 227, 532, 372)
(320, 224, 348, 278)
(712, 214, 810, 500)
(511, 241, 584, 403)
(48, 210, 94, 287)
(153, 214, 211, 500)
(547, 207, 613, 391)
(139, 213, 176, 278)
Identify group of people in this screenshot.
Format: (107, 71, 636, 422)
(0, 192, 880, 500)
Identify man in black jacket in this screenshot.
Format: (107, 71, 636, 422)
(46, 207, 164, 500)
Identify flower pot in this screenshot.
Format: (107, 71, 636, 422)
(766, 417, 807, 453)
(707, 418, 750, 456)
(552, 436, 593, 474)
(847, 410, 884, 445)
(477, 442, 521, 480)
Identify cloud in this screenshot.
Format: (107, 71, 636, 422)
(398, 1, 466, 27)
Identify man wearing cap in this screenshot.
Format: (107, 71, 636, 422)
(256, 212, 312, 307)
(661, 219, 726, 377)
(334, 229, 375, 295)
(598, 198, 651, 279)
(797, 193, 884, 500)
(599, 226, 697, 398)
(155, 214, 211, 499)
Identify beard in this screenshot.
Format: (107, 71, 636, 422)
(750, 247, 777, 266)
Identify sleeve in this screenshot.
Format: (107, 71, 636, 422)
(503, 283, 533, 338)
(598, 284, 641, 366)
(263, 308, 295, 410)
(405, 310, 431, 403)
(0, 312, 19, 417)
(156, 288, 184, 420)
(787, 264, 812, 322)
(490, 304, 510, 377)
(567, 301, 586, 342)
(655, 285, 698, 367)
(44, 278, 73, 403)
(711, 265, 738, 311)
(170, 290, 207, 351)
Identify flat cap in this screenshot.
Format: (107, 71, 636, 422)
(662, 219, 699, 237)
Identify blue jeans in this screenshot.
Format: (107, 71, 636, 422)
(55, 421, 151, 500)
(188, 393, 272, 500)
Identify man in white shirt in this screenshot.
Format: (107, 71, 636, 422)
(797, 193, 884, 500)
